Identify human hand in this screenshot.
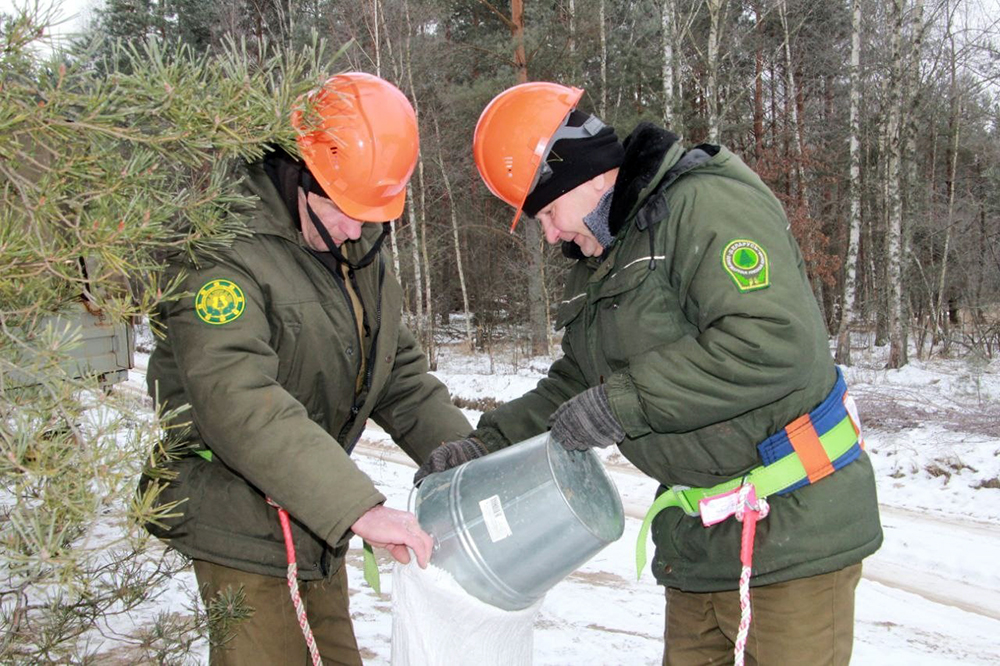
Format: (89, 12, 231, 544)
(412, 437, 487, 485)
(549, 385, 625, 451)
(350, 504, 434, 568)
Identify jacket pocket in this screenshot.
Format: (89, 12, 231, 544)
(269, 302, 304, 389)
(141, 456, 272, 542)
(593, 257, 656, 300)
(140, 455, 329, 577)
(555, 291, 587, 330)
(592, 262, 688, 367)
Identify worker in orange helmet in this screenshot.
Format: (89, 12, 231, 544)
(142, 73, 471, 664)
(418, 82, 881, 665)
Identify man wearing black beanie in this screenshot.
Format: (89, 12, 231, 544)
(522, 110, 624, 218)
(419, 82, 881, 666)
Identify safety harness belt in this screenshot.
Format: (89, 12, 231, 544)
(635, 368, 864, 578)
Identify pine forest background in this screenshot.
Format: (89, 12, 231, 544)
(10, 0, 1000, 368)
(105, 0, 1000, 371)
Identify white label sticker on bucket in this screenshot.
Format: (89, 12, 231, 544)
(479, 495, 513, 543)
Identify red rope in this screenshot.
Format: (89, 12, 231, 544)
(270, 499, 323, 666)
(733, 484, 769, 666)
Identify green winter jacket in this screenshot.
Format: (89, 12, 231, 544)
(143, 161, 471, 580)
(474, 124, 882, 592)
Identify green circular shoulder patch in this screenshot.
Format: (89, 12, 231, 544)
(722, 239, 770, 292)
(195, 279, 246, 325)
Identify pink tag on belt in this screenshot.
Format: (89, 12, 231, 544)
(698, 487, 744, 527)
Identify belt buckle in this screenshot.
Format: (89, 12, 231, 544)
(669, 485, 701, 517)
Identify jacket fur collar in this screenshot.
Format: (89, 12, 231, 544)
(562, 123, 680, 260)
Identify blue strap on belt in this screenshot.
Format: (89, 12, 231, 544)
(756, 367, 863, 495)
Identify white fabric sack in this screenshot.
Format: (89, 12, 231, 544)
(391, 560, 542, 666)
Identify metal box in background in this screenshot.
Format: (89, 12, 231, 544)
(56, 254, 136, 388)
(7, 300, 135, 391)
(57, 301, 135, 387)
(5, 141, 136, 391)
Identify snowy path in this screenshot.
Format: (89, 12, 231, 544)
(866, 506, 1000, 621)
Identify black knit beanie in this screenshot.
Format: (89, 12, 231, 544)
(523, 110, 625, 217)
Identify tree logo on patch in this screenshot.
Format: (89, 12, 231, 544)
(722, 240, 770, 292)
(195, 279, 246, 325)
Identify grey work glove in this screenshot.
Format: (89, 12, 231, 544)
(548, 385, 625, 452)
(413, 437, 488, 485)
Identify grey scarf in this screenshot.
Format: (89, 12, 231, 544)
(583, 186, 615, 250)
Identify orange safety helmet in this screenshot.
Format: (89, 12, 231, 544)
(291, 73, 418, 222)
(472, 82, 584, 231)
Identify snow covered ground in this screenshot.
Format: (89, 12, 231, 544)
(120, 343, 1000, 664)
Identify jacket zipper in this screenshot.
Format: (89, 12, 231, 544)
(305, 250, 366, 441)
(344, 260, 385, 454)
(304, 238, 387, 447)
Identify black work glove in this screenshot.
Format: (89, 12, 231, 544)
(413, 437, 488, 485)
(548, 385, 625, 452)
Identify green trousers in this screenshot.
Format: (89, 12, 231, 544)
(193, 559, 363, 666)
(663, 563, 863, 666)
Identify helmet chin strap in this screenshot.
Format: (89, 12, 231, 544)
(301, 171, 388, 269)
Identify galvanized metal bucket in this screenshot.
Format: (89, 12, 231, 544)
(413, 433, 625, 611)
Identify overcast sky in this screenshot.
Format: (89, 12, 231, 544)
(1, 0, 98, 43)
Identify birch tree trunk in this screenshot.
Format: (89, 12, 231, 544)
(404, 2, 433, 351)
(900, 0, 924, 357)
(432, 115, 473, 350)
(662, 0, 674, 127)
(599, 0, 607, 118)
(753, 0, 764, 165)
(874, 114, 889, 347)
(420, 245, 435, 357)
(418, 157, 433, 357)
(779, 0, 805, 199)
(937, 3, 960, 349)
(405, 182, 424, 322)
(835, 0, 864, 365)
(705, 0, 723, 142)
(886, 0, 907, 368)
(388, 218, 401, 283)
(392, 0, 421, 324)
(511, 0, 548, 355)
(372, 0, 402, 279)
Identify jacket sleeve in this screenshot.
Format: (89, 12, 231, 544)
(604, 178, 832, 437)
(370, 324, 473, 465)
(473, 340, 591, 452)
(159, 257, 384, 549)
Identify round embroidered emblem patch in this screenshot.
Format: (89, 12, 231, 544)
(195, 279, 246, 325)
(722, 239, 770, 292)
